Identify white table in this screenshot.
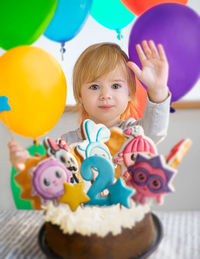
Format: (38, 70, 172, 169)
(0, 210, 199, 259)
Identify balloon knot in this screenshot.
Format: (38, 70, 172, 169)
(170, 106, 176, 113)
(60, 42, 66, 54)
(33, 139, 39, 146)
(116, 29, 123, 40)
(60, 42, 66, 61)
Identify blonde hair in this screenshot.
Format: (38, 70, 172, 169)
(73, 42, 136, 123)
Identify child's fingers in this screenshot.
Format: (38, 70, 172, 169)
(148, 40, 159, 58)
(141, 40, 152, 59)
(9, 146, 21, 152)
(157, 44, 168, 61)
(8, 141, 18, 148)
(127, 61, 142, 80)
(135, 43, 147, 64)
(10, 153, 28, 172)
(15, 151, 27, 157)
(10, 145, 26, 154)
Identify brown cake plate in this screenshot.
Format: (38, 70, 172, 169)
(38, 213, 163, 259)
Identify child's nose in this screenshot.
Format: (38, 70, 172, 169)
(99, 88, 111, 100)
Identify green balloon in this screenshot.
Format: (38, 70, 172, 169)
(10, 143, 46, 209)
(90, 0, 135, 31)
(0, 0, 57, 50)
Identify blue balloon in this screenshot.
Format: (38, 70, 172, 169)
(44, 0, 93, 42)
(90, 0, 135, 32)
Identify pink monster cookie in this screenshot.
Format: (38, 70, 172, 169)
(126, 154, 177, 205)
(114, 126, 157, 178)
(30, 157, 72, 204)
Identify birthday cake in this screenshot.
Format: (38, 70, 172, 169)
(44, 201, 154, 259)
(15, 119, 191, 258)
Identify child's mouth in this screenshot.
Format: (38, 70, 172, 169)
(98, 105, 113, 110)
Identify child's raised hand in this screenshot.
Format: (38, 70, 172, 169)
(127, 40, 169, 103)
(8, 141, 30, 172)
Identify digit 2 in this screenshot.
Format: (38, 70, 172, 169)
(80, 156, 114, 206)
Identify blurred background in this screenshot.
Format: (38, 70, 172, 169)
(0, 0, 199, 210)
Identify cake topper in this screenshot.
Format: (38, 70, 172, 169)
(126, 154, 177, 204)
(166, 138, 192, 168)
(107, 178, 135, 208)
(81, 155, 134, 208)
(44, 137, 79, 183)
(77, 119, 112, 162)
(114, 125, 157, 178)
(30, 157, 72, 204)
(59, 182, 90, 211)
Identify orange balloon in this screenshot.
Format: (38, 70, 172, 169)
(132, 78, 147, 119)
(121, 0, 188, 16)
(122, 77, 147, 120)
(0, 46, 67, 139)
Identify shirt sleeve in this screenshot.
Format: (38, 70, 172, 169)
(121, 93, 171, 144)
(61, 128, 83, 146)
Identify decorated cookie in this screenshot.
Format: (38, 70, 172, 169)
(15, 155, 48, 209)
(76, 119, 113, 187)
(80, 155, 134, 208)
(59, 182, 90, 211)
(30, 157, 72, 204)
(126, 154, 177, 205)
(77, 120, 112, 162)
(105, 128, 127, 179)
(44, 137, 79, 183)
(114, 125, 157, 177)
(166, 138, 192, 168)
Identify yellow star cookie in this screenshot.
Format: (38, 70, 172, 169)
(59, 182, 90, 211)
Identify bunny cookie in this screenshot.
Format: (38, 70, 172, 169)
(77, 119, 112, 163)
(76, 120, 113, 192)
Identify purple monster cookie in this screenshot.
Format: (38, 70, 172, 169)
(126, 154, 176, 205)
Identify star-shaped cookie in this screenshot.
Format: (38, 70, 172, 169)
(59, 182, 90, 211)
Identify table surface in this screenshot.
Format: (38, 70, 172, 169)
(0, 210, 200, 259)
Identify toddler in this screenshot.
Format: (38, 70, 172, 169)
(9, 40, 170, 171)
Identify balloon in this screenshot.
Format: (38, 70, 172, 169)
(0, 46, 67, 138)
(0, 0, 57, 50)
(133, 78, 147, 119)
(129, 4, 200, 103)
(122, 78, 147, 120)
(121, 0, 188, 16)
(90, 0, 135, 35)
(44, 0, 92, 42)
(11, 143, 46, 209)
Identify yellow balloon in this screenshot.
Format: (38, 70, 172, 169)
(0, 46, 67, 139)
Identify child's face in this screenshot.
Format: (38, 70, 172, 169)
(81, 65, 130, 128)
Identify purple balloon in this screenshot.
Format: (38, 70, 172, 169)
(129, 4, 200, 102)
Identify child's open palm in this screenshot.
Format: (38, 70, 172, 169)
(128, 40, 169, 103)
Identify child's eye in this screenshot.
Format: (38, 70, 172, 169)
(89, 84, 100, 90)
(112, 84, 121, 89)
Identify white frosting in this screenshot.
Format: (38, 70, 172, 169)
(43, 200, 152, 238)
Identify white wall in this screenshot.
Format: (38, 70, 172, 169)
(0, 0, 200, 210)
